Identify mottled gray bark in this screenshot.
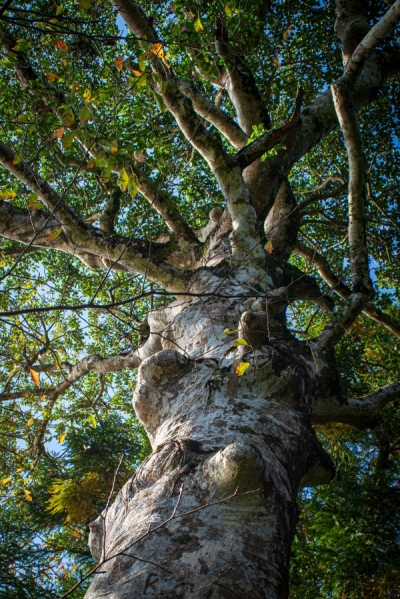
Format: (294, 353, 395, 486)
(84, 272, 339, 599)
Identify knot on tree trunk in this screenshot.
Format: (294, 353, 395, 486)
(203, 442, 266, 497)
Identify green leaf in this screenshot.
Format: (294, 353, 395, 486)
(87, 413, 97, 428)
(78, 105, 91, 124)
(222, 328, 239, 336)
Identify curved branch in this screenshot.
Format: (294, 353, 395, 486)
(312, 381, 400, 429)
(177, 78, 247, 149)
(294, 240, 400, 338)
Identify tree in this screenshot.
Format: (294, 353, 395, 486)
(0, 0, 399, 597)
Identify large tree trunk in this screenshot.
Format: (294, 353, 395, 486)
(85, 285, 334, 599)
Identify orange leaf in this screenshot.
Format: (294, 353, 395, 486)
(273, 57, 281, 68)
(47, 228, 62, 241)
(235, 362, 251, 376)
(46, 72, 59, 82)
(131, 67, 143, 77)
(265, 240, 274, 254)
(56, 39, 68, 52)
(29, 368, 40, 386)
(53, 126, 65, 139)
(114, 56, 124, 71)
(86, 159, 95, 169)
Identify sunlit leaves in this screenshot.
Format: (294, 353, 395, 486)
(117, 167, 129, 193)
(23, 489, 32, 501)
(194, 14, 204, 32)
(231, 338, 249, 347)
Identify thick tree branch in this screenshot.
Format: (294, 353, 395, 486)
(312, 381, 400, 429)
(236, 89, 302, 169)
(295, 240, 400, 337)
(0, 141, 195, 288)
(214, 14, 271, 136)
(343, 0, 400, 82)
(176, 78, 248, 149)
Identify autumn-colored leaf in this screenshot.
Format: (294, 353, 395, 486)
(236, 362, 251, 376)
(46, 72, 59, 82)
(26, 417, 34, 428)
(59, 432, 66, 444)
(86, 159, 95, 169)
(110, 145, 118, 155)
(55, 39, 69, 52)
(29, 368, 40, 386)
(283, 24, 293, 41)
(118, 167, 129, 192)
(87, 413, 97, 428)
(47, 228, 62, 241)
(41, 394, 46, 401)
(23, 489, 32, 501)
(53, 126, 65, 139)
(131, 67, 143, 77)
(1, 477, 12, 486)
(61, 107, 75, 127)
(82, 88, 91, 102)
(231, 338, 249, 347)
(265, 240, 274, 254)
(0, 189, 17, 200)
(114, 56, 124, 71)
(194, 14, 203, 32)
(152, 42, 164, 58)
(273, 57, 281, 68)
(27, 193, 40, 210)
(12, 154, 22, 165)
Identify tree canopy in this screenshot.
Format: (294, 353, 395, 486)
(0, 0, 399, 597)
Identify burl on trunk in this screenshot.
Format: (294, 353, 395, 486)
(85, 286, 336, 599)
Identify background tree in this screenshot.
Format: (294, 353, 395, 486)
(0, 0, 399, 598)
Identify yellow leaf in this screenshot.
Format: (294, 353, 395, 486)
(151, 42, 164, 58)
(53, 126, 65, 139)
(16, 467, 24, 472)
(61, 59, 68, 67)
(59, 432, 66, 444)
(236, 362, 251, 376)
(26, 417, 34, 427)
(82, 88, 91, 102)
(87, 413, 97, 428)
(194, 14, 203, 32)
(56, 39, 69, 52)
(114, 56, 124, 71)
(1, 477, 12, 486)
(265, 240, 274, 254)
(29, 368, 40, 386)
(231, 338, 249, 347)
(118, 167, 129, 192)
(0, 189, 17, 200)
(222, 328, 239, 336)
(23, 489, 32, 501)
(46, 72, 59, 82)
(47, 228, 62, 241)
(110, 145, 118, 154)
